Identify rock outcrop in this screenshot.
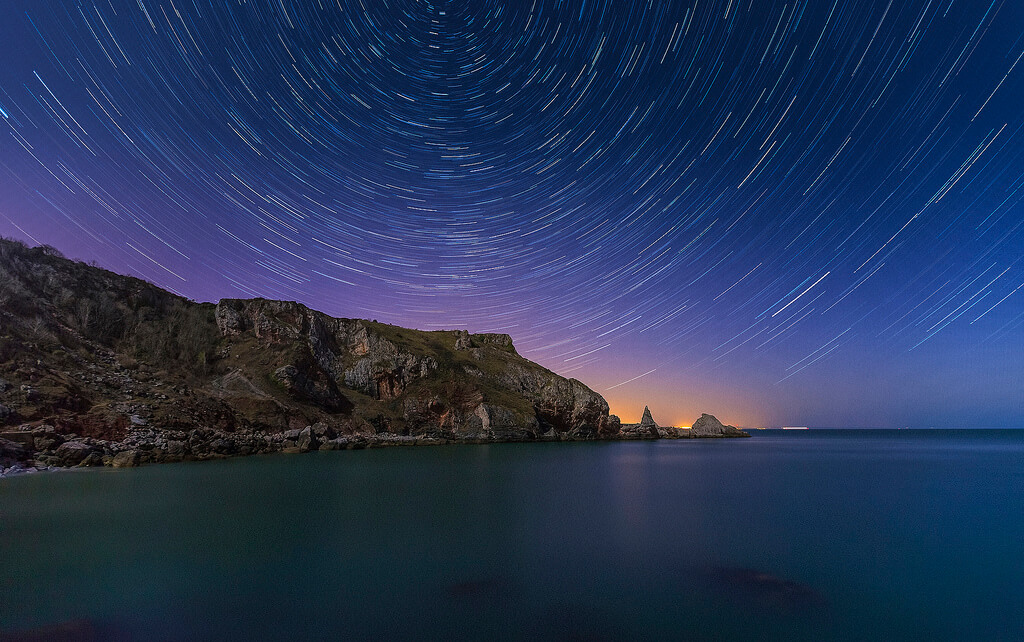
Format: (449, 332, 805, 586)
(685, 413, 750, 438)
(639, 405, 659, 436)
(639, 406, 656, 427)
(621, 411, 751, 439)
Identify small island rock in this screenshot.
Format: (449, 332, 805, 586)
(689, 413, 750, 438)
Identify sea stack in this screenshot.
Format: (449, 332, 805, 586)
(639, 406, 659, 437)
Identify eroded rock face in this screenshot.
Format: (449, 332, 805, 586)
(341, 352, 438, 400)
(473, 333, 515, 351)
(488, 363, 613, 438)
(272, 364, 351, 411)
(220, 299, 440, 403)
(211, 298, 617, 443)
(215, 299, 308, 341)
(454, 330, 473, 351)
(598, 413, 622, 438)
(0, 237, 636, 470)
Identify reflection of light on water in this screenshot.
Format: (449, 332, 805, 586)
(609, 449, 653, 544)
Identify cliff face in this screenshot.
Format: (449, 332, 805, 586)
(0, 237, 623, 470)
(211, 297, 619, 440)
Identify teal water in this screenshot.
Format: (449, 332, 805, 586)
(2, 430, 1023, 640)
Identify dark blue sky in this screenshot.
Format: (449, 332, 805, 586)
(2, 1, 1023, 427)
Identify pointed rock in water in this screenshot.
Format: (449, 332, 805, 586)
(639, 406, 659, 436)
(639, 406, 658, 428)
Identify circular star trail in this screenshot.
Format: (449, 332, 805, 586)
(2, 0, 1024, 427)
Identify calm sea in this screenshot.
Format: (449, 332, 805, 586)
(2, 430, 1023, 641)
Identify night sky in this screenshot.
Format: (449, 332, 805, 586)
(2, 1, 1023, 428)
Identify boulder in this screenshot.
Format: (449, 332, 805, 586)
(0, 437, 29, 464)
(208, 438, 237, 455)
(54, 441, 96, 467)
(32, 424, 63, 451)
(310, 422, 335, 440)
(296, 426, 318, 452)
(79, 452, 105, 467)
(0, 429, 34, 448)
(165, 440, 187, 458)
(111, 450, 140, 468)
(454, 330, 472, 351)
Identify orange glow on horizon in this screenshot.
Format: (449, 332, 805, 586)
(607, 400, 702, 428)
(605, 392, 762, 429)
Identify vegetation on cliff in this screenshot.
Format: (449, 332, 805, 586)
(0, 237, 746, 473)
(0, 237, 626, 470)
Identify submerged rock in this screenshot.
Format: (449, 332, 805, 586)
(703, 565, 827, 612)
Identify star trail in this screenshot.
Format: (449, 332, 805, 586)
(2, 0, 1023, 427)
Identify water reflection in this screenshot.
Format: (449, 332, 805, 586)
(2, 433, 1023, 640)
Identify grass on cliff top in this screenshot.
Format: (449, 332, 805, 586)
(0, 237, 221, 380)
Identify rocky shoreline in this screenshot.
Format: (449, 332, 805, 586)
(0, 410, 749, 478)
(0, 237, 748, 479)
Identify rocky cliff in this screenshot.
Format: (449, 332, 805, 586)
(0, 238, 751, 474)
(0, 237, 627, 471)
